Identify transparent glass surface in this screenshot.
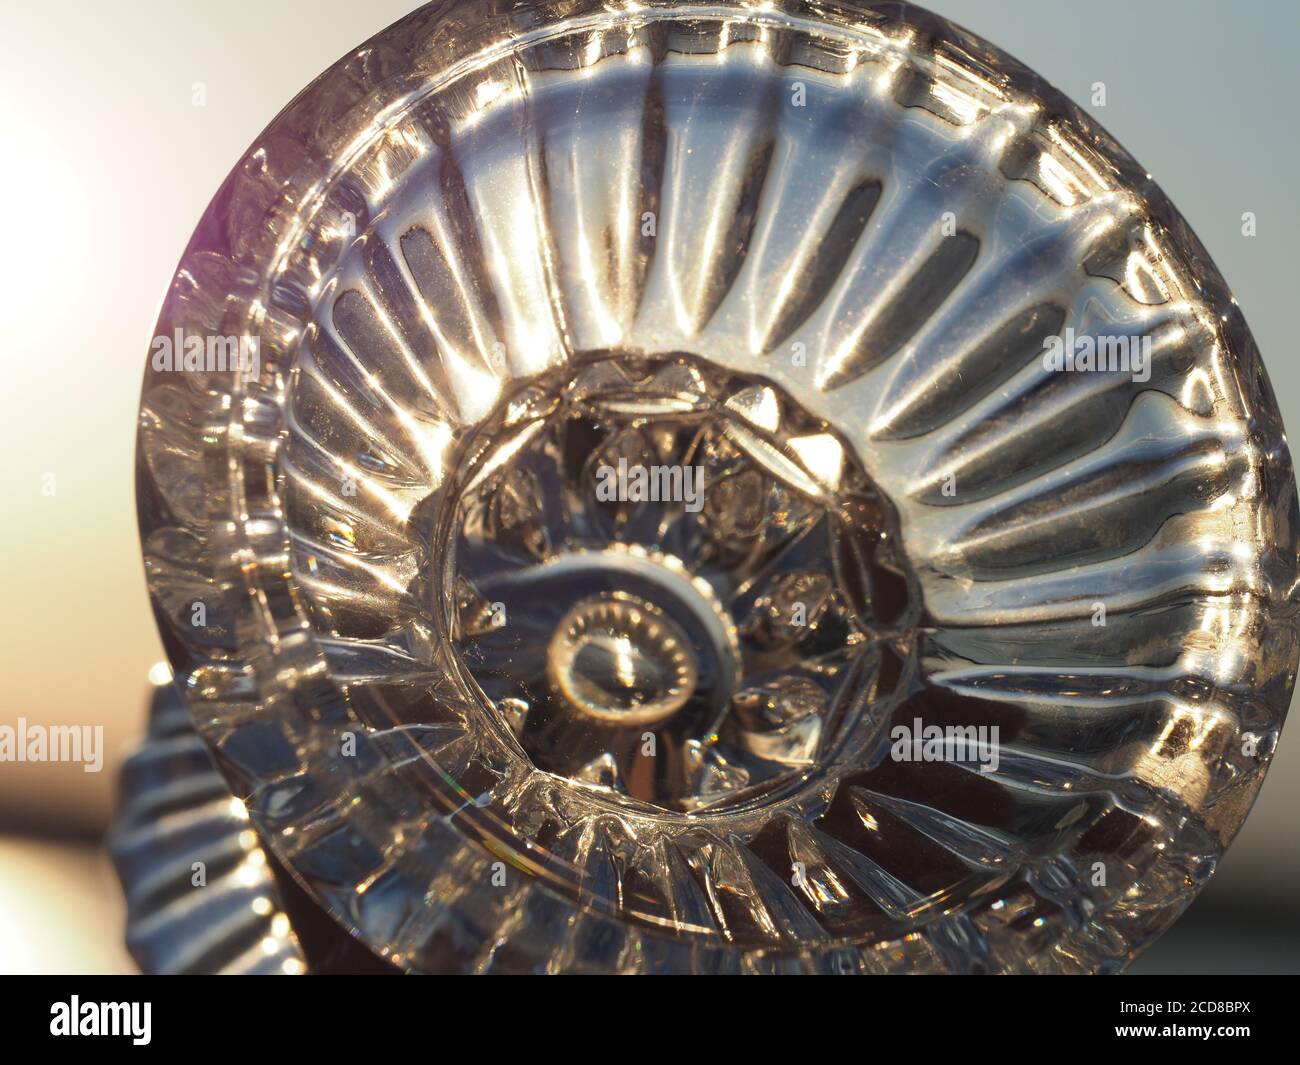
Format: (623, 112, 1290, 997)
(135, 0, 1298, 972)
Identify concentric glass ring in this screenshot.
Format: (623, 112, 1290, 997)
(136, 0, 1298, 972)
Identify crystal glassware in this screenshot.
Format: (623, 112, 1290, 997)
(126, 0, 1298, 973)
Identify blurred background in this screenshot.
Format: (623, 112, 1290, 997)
(0, 0, 1294, 973)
